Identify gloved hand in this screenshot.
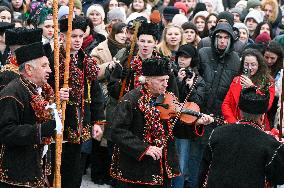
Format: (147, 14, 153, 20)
(41, 120, 56, 137)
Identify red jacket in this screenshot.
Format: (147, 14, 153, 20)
(221, 76, 275, 130)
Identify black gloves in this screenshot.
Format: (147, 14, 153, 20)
(41, 120, 56, 137)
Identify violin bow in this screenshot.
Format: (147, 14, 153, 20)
(279, 69, 283, 141)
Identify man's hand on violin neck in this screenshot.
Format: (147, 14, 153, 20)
(196, 114, 214, 126)
(146, 146, 163, 160)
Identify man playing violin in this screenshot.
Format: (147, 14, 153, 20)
(110, 56, 213, 188)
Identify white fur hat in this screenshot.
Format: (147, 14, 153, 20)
(86, 4, 105, 20)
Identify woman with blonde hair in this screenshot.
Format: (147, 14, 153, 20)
(157, 23, 185, 58)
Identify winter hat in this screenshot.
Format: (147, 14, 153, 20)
(193, 11, 209, 21)
(142, 56, 171, 76)
(174, 2, 188, 14)
(182, 22, 198, 33)
(233, 23, 249, 35)
(163, 6, 179, 22)
(246, 0, 261, 10)
(191, 3, 207, 18)
(15, 42, 46, 65)
(239, 87, 269, 114)
(107, 7, 126, 23)
(86, 4, 105, 20)
(235, 0, 247, 9)
(176, 44, 197, 58)
(273, 34, 284, 48)
(217, 11, 234, 26)
(74, 0, 82, 11)
(244, 10, 263, 24)
(230, 7, 242, 16)
(5, 28, 43, 46)
(255, 32, 271, 44)
(172, 14, 188, 27)
(137, 21, 160, 40)
(58, 5, 75, 20)
(60, 16, 88, 32)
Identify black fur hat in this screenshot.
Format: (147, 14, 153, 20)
(142, 56, 171, 76)
(5, 28, 43, 46)
(15, 42, 46, 65)
(239, 87, 269, 114)
(59, 16, 88, 33)
(137, 21, 160, 41)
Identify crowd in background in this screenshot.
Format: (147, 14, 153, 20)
(0, 0, 284, 187)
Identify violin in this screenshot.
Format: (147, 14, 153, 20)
(156, 93, 224, 126)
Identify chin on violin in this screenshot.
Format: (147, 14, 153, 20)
(156, 92, 215, 126)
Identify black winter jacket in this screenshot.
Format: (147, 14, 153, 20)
(198, 23, 241, 116)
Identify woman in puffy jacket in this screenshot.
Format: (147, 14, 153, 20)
(222, 48, 275, 130)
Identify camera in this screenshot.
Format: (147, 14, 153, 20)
(184, 68, 194, 79)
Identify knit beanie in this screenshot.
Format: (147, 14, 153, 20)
(244, 10, 263, 24)
(217, 11, 234, 26)
(235, 0, 247, 9)
(191, 2, 207, 18)
(193, 11, 209, 21)
(107, 7, 126, 23)
(273, 34, 284, 48)
(86, 4, 105, 20)
(246, 0, 261, 10)
(230, 7, 242, 16)
(163, 6, 179, 22)
(182, 22, 198, 33)
(74, 0, 82, 11)
(233, 22, 249, 35)
(172, 14, 188, 27)
(255, 32, 271, 44)
(174, 2, 188, 14)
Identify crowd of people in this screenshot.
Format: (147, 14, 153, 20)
(0, 0, 284, 187)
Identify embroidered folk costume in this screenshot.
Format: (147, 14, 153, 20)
(0, 42, 55, 187)
(110, 57, 180, 187)
(0, 28, 44, 91)
(48, 16, 102, 188)
(199, 87, 284, 188)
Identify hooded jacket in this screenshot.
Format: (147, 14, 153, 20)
(198, 23, 241, 116)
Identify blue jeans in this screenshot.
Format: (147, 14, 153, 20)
(172, 138, 204, 188)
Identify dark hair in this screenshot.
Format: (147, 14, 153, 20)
(109, 22, 126, 39)
(0, 6, 14, 22)
(240, 48, 273, 88)
(264, 41, 284, 78)
(85, 16, 95, 36)
(204, 13, 218, 35)
(253, 21, 273, 40)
